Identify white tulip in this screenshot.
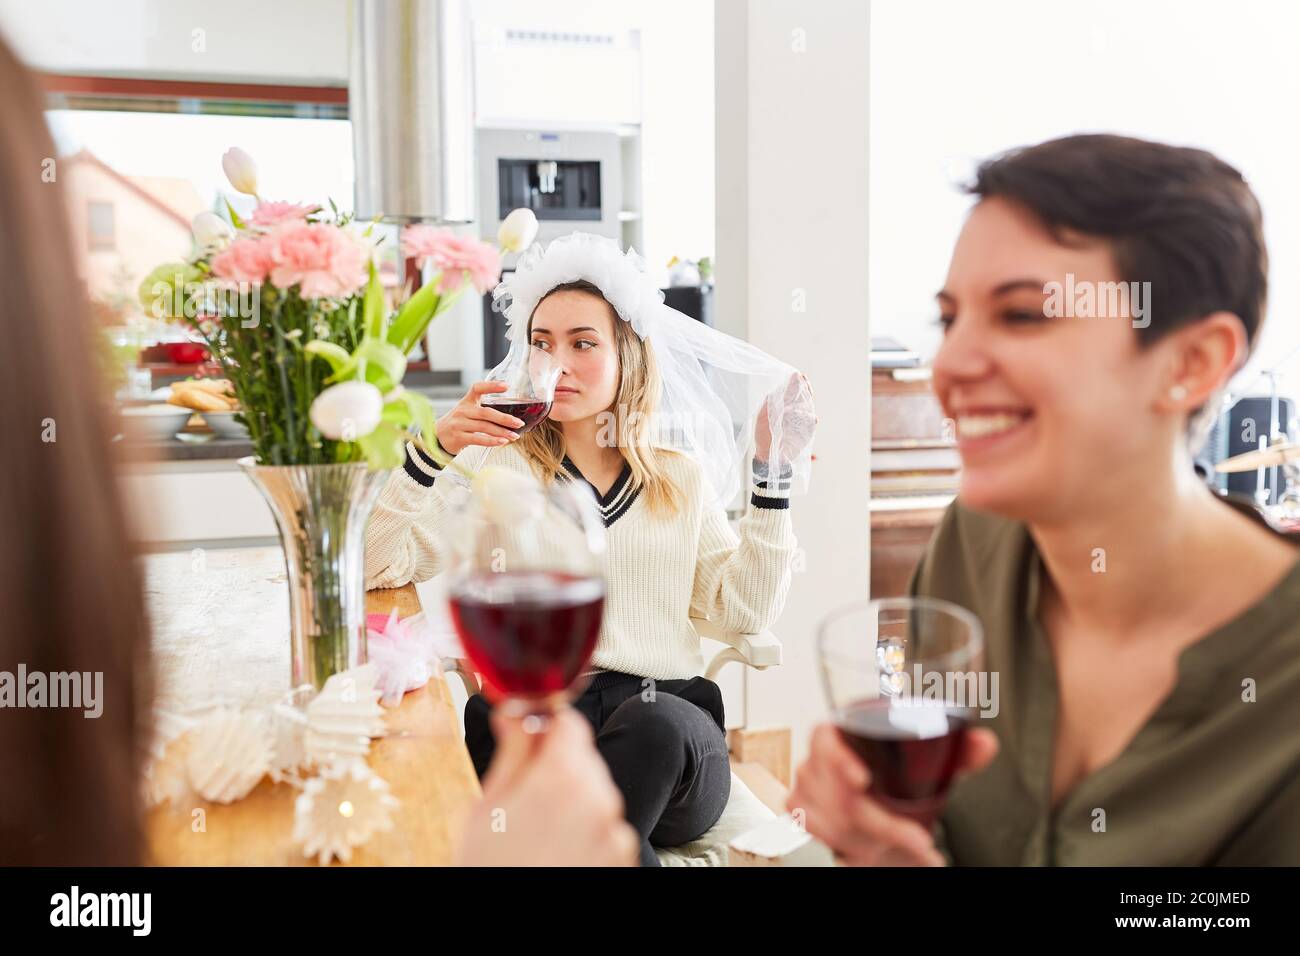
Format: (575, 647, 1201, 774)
(497, 208, 539, 253)
(192, 211, 234, 250)
(221, 147, 259, 197)
(310, 381, 384, 441)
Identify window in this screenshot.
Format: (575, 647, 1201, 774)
(42, 77, 355, 324)
(86, 201, 115, 251)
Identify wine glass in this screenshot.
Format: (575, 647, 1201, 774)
(446, 473, 607, 731)
(817, 597, 986, 828)
(481, 345, 561, 435)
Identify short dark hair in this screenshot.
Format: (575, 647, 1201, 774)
(968, 133, 1268, 348)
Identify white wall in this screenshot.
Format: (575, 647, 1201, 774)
(472, 0, 715, 284)
(871, 0, 1300, 403)
(716, 0, 871, 770)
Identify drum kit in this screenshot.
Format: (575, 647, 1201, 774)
(1214, 369, 1300, 527)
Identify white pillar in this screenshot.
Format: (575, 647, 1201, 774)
(715, 0, 871, 768)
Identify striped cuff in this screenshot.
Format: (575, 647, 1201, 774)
(751, 458, 792, 510)
(401, 440, 445, 488)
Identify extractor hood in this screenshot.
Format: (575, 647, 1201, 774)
(350, 0, 476, 223)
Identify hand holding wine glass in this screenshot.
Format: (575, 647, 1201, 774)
(788, 721, 998, 866)
(793, 596, 997, 865)
(435, 381, 527, 456)
(435, 347, 561, 457)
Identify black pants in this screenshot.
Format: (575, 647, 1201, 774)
(464, 671, 732, 867)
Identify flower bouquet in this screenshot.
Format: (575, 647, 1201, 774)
(140, 147, 539, 690)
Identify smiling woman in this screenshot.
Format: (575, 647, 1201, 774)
(932, 134, 1266, 523)
(792, 133, 1300, 867)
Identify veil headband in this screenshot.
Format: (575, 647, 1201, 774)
(491, 232, 814, 509)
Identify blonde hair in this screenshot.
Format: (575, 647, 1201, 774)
(514, 281, 683, 515)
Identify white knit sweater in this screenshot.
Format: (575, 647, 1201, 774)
(363, 441, 797, 680)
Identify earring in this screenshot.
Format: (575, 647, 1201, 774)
(1169, 384, 1188, 401)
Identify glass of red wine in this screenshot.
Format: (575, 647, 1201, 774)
(817, 597, 985, 828)
(446, 471, 607, 732)
(481, 345, 561, 435)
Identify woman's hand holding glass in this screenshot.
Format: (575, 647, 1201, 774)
(434, 381, 527, 456)
(788, 721, 998, 866)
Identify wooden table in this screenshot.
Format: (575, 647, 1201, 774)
(142, 547, 481, 866)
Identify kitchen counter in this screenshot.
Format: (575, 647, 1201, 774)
(118, 384, 465, 550)
(120, 433, 255, 462)
(119, 382, 468, 463)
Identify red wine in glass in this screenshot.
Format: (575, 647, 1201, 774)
(836, 698, 973, 827)
(482, 396, 552, 435)
(449, 570, 605, 698)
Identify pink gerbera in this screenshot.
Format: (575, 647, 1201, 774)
(401, 225, 502, 294)
(248, 201, 318, 228)
(210, 234, 274, 285)
(264, 222, 368, 300)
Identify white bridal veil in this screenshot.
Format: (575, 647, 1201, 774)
(489, 232, 815, 510)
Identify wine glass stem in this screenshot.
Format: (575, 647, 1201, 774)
(501, 691, 570, 733)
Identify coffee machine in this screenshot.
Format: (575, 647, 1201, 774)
(476, 127, 627, 247)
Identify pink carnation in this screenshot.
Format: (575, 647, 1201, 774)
(401, 225, 502, 294)
(248, 201, 317, 228)
(265, 222, 368, 300)
(210, 234, 273, 285)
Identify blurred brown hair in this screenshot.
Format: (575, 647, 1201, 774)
(0, 37, 149, 864)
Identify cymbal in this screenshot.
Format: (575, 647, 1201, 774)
(1216, 442, 1300, 473)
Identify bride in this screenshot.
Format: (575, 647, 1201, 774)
(364, 232, 817, 865)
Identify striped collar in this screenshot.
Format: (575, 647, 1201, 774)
(559, 455, 640, 527)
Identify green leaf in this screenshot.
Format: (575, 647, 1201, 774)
(224, 198, 244, 230)
(353, 338, 407, 392)
(387, 281, 442, 355)
(303, 340, 353, 375)
(345, 297, 360, 347)
(382, 389, 437, 446)
(362, 260, 385, 340)
(136, 262, 200, 317)
(405, 390, 437, 446)
(356, 421, 405, 470)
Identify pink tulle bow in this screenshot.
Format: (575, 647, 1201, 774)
(366, 610, 439, 707)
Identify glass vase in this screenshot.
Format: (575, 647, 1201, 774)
(239, 457, 390, 691)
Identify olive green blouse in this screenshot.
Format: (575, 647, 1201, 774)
(910, 496, 1300, 866)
